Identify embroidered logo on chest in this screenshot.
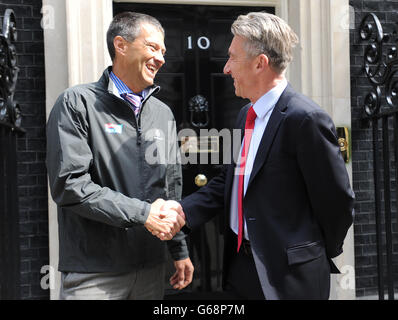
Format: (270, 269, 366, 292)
(104, 123, 123, 134)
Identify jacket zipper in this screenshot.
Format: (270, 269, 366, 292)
(135, 86, 159, 145)
(110, 87, 158, 146)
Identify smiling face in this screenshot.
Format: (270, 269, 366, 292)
(223, 35, 257, 100)
(121, 23, 166, 92)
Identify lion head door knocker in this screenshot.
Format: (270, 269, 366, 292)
(188, 94, 209, 128)
(0, 9, 21, 127)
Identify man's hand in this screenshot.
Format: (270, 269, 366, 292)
(161, 200, 185, 220)
(170, 257, 194, 290)
(144, 199, 185, 240)
(157, 200, 186, 240)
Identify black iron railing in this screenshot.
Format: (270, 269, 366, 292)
(359, 13, 398, 300)
(0, 9, 24, 300)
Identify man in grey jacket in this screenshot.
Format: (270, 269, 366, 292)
(46, 12, 193, 299)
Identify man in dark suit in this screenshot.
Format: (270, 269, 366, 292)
(156, 12, 354, 300)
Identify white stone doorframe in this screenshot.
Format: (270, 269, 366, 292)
(43, 0, 354, 300)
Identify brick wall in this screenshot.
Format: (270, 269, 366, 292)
(350, 0, 398, 298)
(0, 0, 49, 299)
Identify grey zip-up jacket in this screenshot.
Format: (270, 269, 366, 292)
(46, 67, 188, 272)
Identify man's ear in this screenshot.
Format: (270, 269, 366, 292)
(113, 36, 127, 57)
(256, 54, 269, 72)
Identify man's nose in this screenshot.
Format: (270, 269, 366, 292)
(223, 60, 230, 74)
(154, 50, 165, 66)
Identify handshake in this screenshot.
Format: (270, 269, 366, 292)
(144, 199, 186, 241)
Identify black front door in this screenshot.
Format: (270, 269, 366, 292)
(113, 2, 274, 296)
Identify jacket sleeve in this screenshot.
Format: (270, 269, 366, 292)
(296, 109, 355, 258)
(46, 91, 151, 228)
(165, 114, 189, 261)
(165, 117, 182, 202)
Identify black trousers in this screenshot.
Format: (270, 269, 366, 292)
(223, 234, 265, 300)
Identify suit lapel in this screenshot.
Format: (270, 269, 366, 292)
(247, 84, 295, 188)
(225, 103, 250, 210)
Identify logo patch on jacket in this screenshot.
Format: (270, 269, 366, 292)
(104, 123, 123, 134)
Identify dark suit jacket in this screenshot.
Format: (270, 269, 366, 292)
(181, 84, 355, 300)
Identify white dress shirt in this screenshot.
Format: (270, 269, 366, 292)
(229, 79, 288, 240)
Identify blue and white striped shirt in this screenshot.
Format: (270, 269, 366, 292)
(109, 71, 149, 115)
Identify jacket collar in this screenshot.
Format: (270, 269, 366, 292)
(99, 66, 160, 102)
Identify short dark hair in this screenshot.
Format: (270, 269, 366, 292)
(106, 12, 164, 61)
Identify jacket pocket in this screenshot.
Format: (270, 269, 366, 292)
(286, 241, 324, 266)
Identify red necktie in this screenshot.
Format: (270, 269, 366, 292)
(237, 106, 257, 252)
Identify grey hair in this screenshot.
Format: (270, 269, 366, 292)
(231, 12, 299, 74)
(106, 12, 164, 61)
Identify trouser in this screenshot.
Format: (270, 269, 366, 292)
(60, 263, 166, 300)
(224, 235, 265, 300)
